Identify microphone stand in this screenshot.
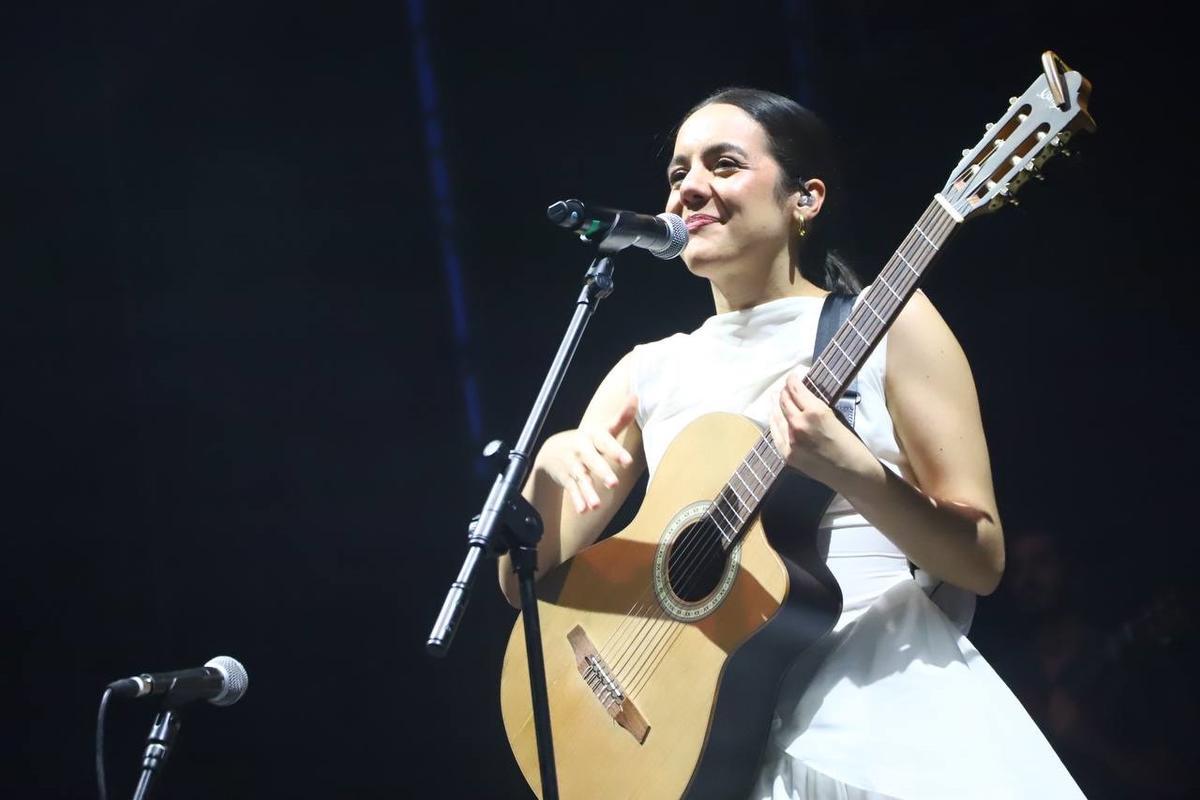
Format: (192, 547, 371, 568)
(128, 676, 223, 800)
(428, 231, 630, 800)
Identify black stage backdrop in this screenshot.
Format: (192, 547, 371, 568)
(5, 3, 1197, 798)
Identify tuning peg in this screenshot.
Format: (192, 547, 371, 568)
(962, 148, 972, 157)
(1007, 197, 1020, 207)
(1032, 173, 1046, 181)
(985, 122, 994, 131)
(1009, 96, 1019, 105)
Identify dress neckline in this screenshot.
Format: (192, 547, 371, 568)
(694, 295, 826, 345)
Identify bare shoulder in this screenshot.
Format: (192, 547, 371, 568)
(580, 351, 637, 423)
(885, 290, 971, 382)
(885, 290, 996, 508)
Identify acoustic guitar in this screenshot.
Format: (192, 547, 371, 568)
(501, 52, 1095, 799)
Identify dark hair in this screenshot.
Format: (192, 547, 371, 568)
(680, 88, 861, 294)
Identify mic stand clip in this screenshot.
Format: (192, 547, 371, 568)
(130, 702, 182, 800)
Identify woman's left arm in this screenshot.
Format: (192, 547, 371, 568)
(772, 289, 1004, 595)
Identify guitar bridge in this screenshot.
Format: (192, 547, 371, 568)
(567, 625, 650, 744)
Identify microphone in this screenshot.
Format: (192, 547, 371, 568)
(107, 656, 249, 708)
(547, 199, 687, 259)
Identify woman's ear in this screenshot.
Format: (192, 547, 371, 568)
(793, 178, 827, 223)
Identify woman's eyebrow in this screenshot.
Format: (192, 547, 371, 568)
(668, 142, 750, 170)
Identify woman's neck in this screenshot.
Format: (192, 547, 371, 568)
(709, 257, 827, 313)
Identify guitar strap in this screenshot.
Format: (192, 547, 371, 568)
(813, 292, 977, 634)
(814, 293, 861, 427)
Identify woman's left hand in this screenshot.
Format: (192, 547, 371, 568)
(768, 372, 879, 493)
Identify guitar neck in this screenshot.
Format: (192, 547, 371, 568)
(715, 197, 963, 550)
(804, 197, 961, 403)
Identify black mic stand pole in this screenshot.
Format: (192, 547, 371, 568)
(428, 228, 635, 800)
(130, 706, 181, 800)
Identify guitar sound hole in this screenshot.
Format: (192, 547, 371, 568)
(666, 521, 728, 603)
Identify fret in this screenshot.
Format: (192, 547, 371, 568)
(861, 297, 887, 325)
(722, 485, 749, 523)
(710, 497, 737, 532)
(877, 275, 903, 301)
(846, 317, 870, 345)
(807, 358, 831, 383)
(749, 445, 772, 476)
(830, 336, 855, 363)
(914, 223, 939, 250)
(762, 436, 785, 465)
(812, 357, 839, 392)
(740, 459, 769, 493)
(731, 471, 755, 507)
(750, 442, 781, 484)
(896, 250, 920, 277)
(888, 267, 916, 299)
(806, 372, 833, 405)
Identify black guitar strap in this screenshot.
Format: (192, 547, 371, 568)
(814, 292, 861, 428)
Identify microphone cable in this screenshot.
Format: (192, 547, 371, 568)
(96, 687, 112, 800)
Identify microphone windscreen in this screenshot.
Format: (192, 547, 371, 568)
(653, 213, 688, 259)
(206, 655, 249, 707)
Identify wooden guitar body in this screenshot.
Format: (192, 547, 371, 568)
(501, 413, 842, 799)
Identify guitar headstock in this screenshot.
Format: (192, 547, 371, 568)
(940, 51, 1096, 221)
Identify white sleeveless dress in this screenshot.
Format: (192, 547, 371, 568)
(628, 296, 1085, 799)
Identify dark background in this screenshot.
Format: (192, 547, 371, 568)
(6, 2, 1197, 798)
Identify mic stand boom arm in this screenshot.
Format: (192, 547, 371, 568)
(427, 240, 624, 800)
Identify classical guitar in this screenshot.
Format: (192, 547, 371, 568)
(501, 52, 1096, 800)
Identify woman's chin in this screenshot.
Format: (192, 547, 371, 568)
(681, 249, 730, 278)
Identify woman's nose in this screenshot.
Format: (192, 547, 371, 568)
(678, 168, 709, 210)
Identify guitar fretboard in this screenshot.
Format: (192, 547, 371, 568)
(711, 197, 961, 550)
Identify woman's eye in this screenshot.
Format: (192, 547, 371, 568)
(714, 158, 739, 173)
(668, 170, 687, 186)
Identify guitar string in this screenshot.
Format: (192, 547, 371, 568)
(597, 426, 786, 696)
(603, 201, 952, 697)
(623, 438, 787, 698)
(616, 202, 955, 695)
(595, 200, 954, 698)
(595, 382, 805, 684)
(612, 438, 780, 692)
(596, 465, 759, 688)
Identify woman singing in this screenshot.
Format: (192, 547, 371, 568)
(499, 88, 1084, 799)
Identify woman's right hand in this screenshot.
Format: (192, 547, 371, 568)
(537, 394, 639, 514)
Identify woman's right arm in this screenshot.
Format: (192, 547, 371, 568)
(498, 352, 647, 608)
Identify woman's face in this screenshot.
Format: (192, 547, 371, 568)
(666, 103, 798, 278)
